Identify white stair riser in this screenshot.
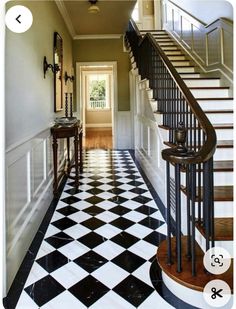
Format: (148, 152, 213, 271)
(180, 170, 233, 187)
(176, 67, 196, 73)
(164, 50, 183, 55)
(171, 61, 191, 66)
(196, 229, 233, 257)
(190, 88, 229, 98)
(155, 38, 172, 42)
(213, 201, 234, 218)
(214, 147, 233, 160)
(161, 46, 179, 50)
(181, 195, 233, 218)
(158, 42, 176, 46)
(184, 79, 221, 87)
(180, 73, 201, 78)
(198, 99, 233, 111)
(168, 55, 187, 60)
(206, 113, 233, 124)
(215, 128, 233, 140)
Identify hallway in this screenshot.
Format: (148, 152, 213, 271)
(9, 149, 173, 308)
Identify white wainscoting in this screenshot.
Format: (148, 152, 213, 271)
(4, 128, 68, 295)
(116, 111, 134, 149)
(162, 0, 233, 85)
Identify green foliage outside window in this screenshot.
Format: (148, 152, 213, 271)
(89, 79, 106, 101)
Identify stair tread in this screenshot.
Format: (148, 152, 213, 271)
(189, 86, 229, 89)
(213, 123, 233, 129)
(157, 236, 233, 292)
(181, 185, 233, 201)
(196, 218, 233, 241)
(197, 97, 234, 100)
(183, 77, 220, 80)
(205, 109, 233, 113)
(164, 140, 233, 148)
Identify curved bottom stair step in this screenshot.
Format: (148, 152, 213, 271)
(157, 236, 233, 292)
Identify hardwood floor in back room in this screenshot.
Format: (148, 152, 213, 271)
(83, 129, 113, 150)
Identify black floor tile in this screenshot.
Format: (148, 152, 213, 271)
(85, 196, 104, 205)
(57, 206, 79, 216)
(110, 232, 139, 249)
(108, 196, 128, 204)
(113, 275, 153, 307)
(51, 217, 77, 230)
(139, 217, 165, 230)
(110, 217, 134, 230)
(78, 232, 107, 249)
(83, 205, 105, 216)
(68, 275, 110, 307)
(74, 250, 108, 273)
(135, 205, 157, 215)
(109, 205, 131, 216)
(36, 251, 68, 273)
(25, 275, 65, 307)
(45, 231, 74, 249)
(60, 196, 80, 205)
(80, 217, 106, 230)
(111, 250, 146, 273)
(132, 195, 152, 204)
(143, 231, 166, 246)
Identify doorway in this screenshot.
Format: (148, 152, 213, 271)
(76, 62, 117, 149)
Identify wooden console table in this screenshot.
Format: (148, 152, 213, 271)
(51, 121, 83, 196)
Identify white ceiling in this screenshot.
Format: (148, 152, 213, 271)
(56, 0, 136, 39)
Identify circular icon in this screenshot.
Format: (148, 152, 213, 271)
(5, 5, 33, 33)
(203, 279, 231, 307)
(203, 247, 231, 275)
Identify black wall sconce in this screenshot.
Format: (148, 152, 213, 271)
(43, 56, 60, 78)
(64, 71, 74, 84)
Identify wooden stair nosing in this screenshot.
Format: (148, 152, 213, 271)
(157, 236, 233, 292)
(163, 140, 233, 149)
(158, 123, 233, 130)
(189, 86, 230, 90)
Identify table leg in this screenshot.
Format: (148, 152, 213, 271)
(74, 133, 79, 188)
(52, 136, 58, 196)
(79, 130, 83, 173)
(67, 137, 70, 173)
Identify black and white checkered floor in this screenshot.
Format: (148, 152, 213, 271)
(15, 150, 172, 308)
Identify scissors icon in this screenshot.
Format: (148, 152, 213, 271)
(211, 287, 223, 299)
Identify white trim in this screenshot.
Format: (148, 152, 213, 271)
(74, 34, 122, 40)
(54, 0, 76, 38)
(76, 61, 118, 148)
(1, 0, 6, 299)
(86, 123, 112, 128)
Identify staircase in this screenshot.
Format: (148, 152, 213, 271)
(139, 30, 234, 255)
(126, 24, 233, 307)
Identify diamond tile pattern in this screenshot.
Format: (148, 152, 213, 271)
(15, 150, 168, 308)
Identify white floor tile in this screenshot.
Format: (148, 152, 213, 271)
(95, 211, 119, 223)
(129, 240, 157, 260)
(68, 211, 91, 223)
(24, 263, 49, 287)
(123, 211, 147, 223)
(16, 291, 39, 309)
(64, 224, 90, 239)
(41, 290, 87, 309)
(125, 224, 153, 238)
(93, 240, 124, 260)
(51, 262, 88, 289)
(36, 241, 55, 259)
(58, 240, 90, 260)
(90, 290, 135, 309)
(93, 262, 129, 289)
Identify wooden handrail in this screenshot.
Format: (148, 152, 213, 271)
(128, 19, 216, 164)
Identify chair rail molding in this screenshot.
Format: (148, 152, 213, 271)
(162, 0, 233, 85)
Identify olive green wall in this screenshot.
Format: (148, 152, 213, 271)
(73, 38, 131, 111)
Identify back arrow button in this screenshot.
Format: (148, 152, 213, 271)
(16, 15, 21, 24)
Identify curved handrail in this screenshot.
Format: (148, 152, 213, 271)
(128, 19, 216, 164)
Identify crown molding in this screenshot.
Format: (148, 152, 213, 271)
(73, 34, 122, 40)
(55, 0, 76, 38)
